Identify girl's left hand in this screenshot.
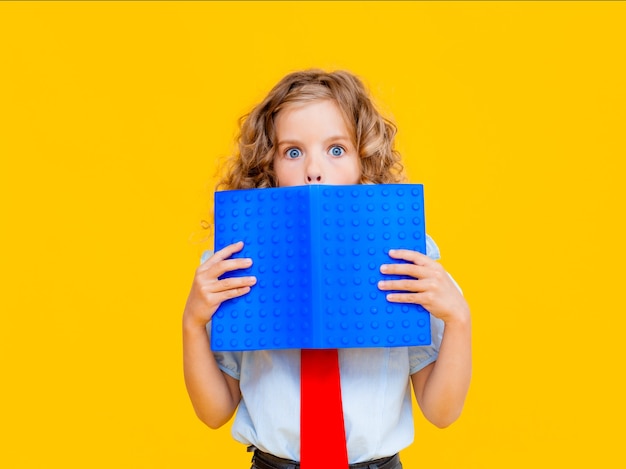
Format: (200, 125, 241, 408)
(378, 249, 470, 325)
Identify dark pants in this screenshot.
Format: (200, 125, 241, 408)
(250, 449, 403, 469)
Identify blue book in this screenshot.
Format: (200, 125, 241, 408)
(212, 184, 430, 351)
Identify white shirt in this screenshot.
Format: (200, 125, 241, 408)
(206, 235, 445, 463)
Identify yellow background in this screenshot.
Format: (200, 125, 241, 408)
(2, 1, 625, 467)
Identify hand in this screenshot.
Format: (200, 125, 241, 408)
(183, 241, 257, 329)
(378, 249, 470, 325)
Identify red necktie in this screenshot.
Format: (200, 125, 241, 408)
(300, 348, 349, 469)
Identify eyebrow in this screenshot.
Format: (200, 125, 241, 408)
(276, 135, 354, 147)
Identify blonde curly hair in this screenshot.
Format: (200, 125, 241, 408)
(217, 69, 405, 190)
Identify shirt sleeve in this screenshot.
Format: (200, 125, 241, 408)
(205, 322, 243, 380)
(408, 315, 445, 374)
(425, 234, 440, 261)
(200, 250, 212, 264)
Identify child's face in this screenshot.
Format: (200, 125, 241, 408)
(273, 99, 361, 187)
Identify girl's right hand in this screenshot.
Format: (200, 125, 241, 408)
(183, 241, 256, 329)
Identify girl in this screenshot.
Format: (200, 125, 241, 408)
(183, 70, 471, 469)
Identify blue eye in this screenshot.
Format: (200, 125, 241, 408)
(287, 148, 302, 159)
(330, 145, 345, 157)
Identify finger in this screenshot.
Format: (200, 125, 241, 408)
(209, 276, 257, 293)
(200, 241, 245, 269)
(380, 262, 430, 278)
(207, 257, 253, 279)
(385, 292, 427, 306)
(378, 278, 425, 292)
(215, 285, 253, 303)
(387, 249, 432, 266)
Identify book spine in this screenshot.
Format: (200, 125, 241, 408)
(309, 185, 323, 348)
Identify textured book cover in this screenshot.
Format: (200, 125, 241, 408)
(212, 184, 431, 351)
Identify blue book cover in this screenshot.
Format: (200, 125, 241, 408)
(212, 184, 431, 351)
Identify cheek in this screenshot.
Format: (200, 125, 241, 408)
(340, 155, 362, 184)
(274, 160, 302, 187)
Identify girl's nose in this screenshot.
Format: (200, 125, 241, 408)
(306, 172, 322, 183)
(305, 157, 323, 184)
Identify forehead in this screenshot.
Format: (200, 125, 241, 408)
(274, 99, 354, 136)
